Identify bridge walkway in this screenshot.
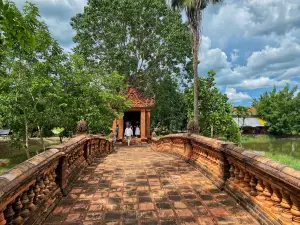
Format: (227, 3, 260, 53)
(44, 146, 259, 225)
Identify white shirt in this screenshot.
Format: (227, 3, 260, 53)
(135, 127, 140, 135)
(124, 128, 133, 137)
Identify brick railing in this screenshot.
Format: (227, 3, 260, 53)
(0, 135, 113, 225)
(152, 134, 300, 225)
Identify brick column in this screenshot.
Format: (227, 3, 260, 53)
(146, 110, 151, 138)
(141, 109, 146, 140)
(118, 115, 124, 139)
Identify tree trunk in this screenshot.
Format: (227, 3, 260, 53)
(210, 125, 214, 138)
(24, 122, 30, 159)
(192, 30, 199, 124)
(38, 125, 45, 151)
(59, 134, 63, 143)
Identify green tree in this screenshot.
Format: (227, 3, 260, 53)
(151, 75, 187, 132)
(71, 0, 192, 96)
(57, 54, 129, 134)
(171, 0, 222, 125)
(0, 2, 129, 159)
(253, 85, 299, 135)
(234, 106, 250, 129)
(0, 2, 66, 156)
(185, 70, 240, 143)
(0, 0, 36, 52)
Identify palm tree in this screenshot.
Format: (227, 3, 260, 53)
(171, 0, 222, 126)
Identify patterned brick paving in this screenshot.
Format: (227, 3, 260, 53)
(45, 146, 259, 225)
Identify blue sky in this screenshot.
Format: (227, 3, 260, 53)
(15, 0, 300, 106)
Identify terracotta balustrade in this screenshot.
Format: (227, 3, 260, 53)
(152, 133, 300, 225)
(0, 134, 113, 225)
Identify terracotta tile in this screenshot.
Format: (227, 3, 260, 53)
(175, 209, 194, 217)
(50, 146, 258, 225)
(197, 216, 216, 225)
(209, 207, 230, 217)
(174, 202, 188, 209)
(65, 213, 82, 222)
(139, 203, 155, 210)
(158, 209, 175, 217)
(88, 204, 104, 212)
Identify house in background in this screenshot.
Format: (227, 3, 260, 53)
(232, 107, 269, 134)
(0, 126, 11, 136)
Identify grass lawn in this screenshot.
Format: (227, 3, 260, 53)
(240, 134, 276, 143)
(263, 152, 300, 170)
(0, 137, 68, 174)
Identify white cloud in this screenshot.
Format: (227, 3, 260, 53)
(203, 1, 252, 47)
(247, 41, 300, 69)
(225, 87, 251, 103)
(199, 36, 231, 75)
(203, 0, 300, 47)
(246, 0, 300, 36)
(230, 51, 239, 62)
(280, 66, 300, 79)
(234, 77, 290, 89)
(198, 33, 300, 89)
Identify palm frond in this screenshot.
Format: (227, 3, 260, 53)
(171, 0, 194, 8)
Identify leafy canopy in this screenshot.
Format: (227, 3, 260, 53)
(71, 0, 192, 95)
(0, 0, 36, 52)
(253, 85, 300, 135)
(185, 70, 240, 143)
(151, 75, 187, 132)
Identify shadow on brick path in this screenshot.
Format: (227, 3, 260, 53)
(45, 146, 259, 225)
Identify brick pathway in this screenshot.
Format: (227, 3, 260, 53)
(45, 146, 259, 225)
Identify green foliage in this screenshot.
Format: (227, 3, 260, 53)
(71, 0, 192, 95)
(234, 105, 250, 128)
(223, 122, 241, 144)
(241, 135, 275, 143)
(253, 85, 300, 135)
(151, 75, 187, 132)
(0, 0, 36, 52)
(185, 70, 240, 143)
(51, 127, 65, 135)
(0, 2, 129, 156)
(58, 54, 129, 134)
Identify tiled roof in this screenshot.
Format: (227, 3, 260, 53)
(232, 106, 257, 116)
(0, 128, 10, 135)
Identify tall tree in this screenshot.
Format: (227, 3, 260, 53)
(185, 70, 240, 143)
(151, 75, 187, 132)
(253, 85, 300, 135)
(0, 2, 129, 159)
(0, 2, 66, 156)
(171, 0, 222, 125)
(234, 106, 250, 129)
(57, 54, 129, 134)
(71, 0, 192, 96)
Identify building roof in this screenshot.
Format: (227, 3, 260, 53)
(127, 87, 155, 109)
(232, 106, 257, 116)
(0, 128, 10, 135)
(233, 117, 268, 127)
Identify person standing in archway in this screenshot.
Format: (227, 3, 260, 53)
(124, 125, 133, 146)
(135, 125, 140, 138)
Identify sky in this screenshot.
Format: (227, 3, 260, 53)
(15, 0, 300, 106)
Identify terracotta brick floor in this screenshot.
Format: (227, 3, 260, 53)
(45, 146, 260, 225)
